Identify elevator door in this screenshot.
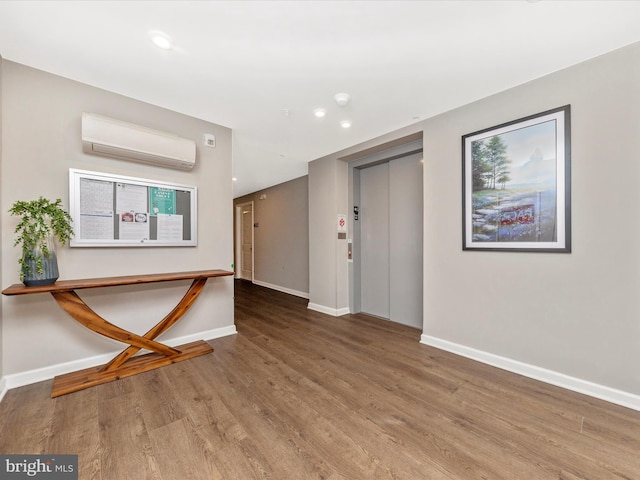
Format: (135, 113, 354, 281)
(359, 152, 423, 328)
(360, 162, 390, 318)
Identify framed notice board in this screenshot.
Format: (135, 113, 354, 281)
(69, 168, 197, 247)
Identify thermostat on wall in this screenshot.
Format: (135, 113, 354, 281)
(204, 134, 216, 148)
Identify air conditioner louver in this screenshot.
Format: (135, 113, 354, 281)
(81, 113, 196, 170)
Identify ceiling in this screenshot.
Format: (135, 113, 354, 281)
(1, 1, 639, 198)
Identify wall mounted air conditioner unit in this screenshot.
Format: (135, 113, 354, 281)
(81, 113, 196, 170)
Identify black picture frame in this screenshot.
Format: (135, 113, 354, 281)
(462, 105, 571, 252)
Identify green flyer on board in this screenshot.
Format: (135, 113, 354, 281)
(149, 187, 176, 215)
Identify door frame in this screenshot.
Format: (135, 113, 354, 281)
(234, 201, 254, 281)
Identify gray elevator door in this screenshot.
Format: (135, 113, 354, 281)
(359, 152, 423, 328)
(360, 162, 390, 318)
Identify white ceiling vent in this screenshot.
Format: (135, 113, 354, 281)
(81, 113, 196, 170)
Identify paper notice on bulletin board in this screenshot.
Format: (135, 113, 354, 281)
(79, 177, 114, 240)
(149, 187, 176, 216)
(119, 212, 150, 241)
(157, 214, 184, 242)
(116, 182, 147, 214)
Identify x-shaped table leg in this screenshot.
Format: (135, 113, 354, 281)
(49, 277, 213, 396)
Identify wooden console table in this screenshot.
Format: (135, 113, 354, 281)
(2, 269, 234, 397)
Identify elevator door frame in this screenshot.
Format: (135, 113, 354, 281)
(348, 140, 423, 327)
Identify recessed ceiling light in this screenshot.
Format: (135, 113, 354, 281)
(340, 120, 352, 129)
(314, 108, 326, 118)
(232, 177, 238, 182)
(149, 30, 173, 50)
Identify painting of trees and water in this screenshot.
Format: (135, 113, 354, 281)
(463, 106, 570, 252)
(471, 119, 558, 243)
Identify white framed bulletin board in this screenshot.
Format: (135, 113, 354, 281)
(69, 168, 197, 247)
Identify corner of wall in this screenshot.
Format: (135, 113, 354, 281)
(0, 54, 5, 386)
(0, 377, 7, 403)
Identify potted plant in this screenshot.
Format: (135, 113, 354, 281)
(9, 197, 74, 286)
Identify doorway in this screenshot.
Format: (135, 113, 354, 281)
(235, 201, 254, 281)
(353, 150, 423, 328)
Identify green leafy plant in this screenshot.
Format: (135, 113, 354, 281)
(9, 197, 74, 280)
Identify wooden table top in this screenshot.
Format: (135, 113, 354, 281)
(2, 269, 234, 296)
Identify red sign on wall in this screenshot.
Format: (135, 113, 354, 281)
(337, 214, 347, 232)
(500, 204, 534, 225)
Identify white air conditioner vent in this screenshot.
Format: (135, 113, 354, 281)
(81, 113, 196, 170)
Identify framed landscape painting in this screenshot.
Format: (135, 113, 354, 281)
(462, 105, 571, 252)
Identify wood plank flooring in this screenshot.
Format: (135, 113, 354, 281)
(1, 279, 640, 479)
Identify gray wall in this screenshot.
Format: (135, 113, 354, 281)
(421, 42, 640, 396)
(234, 175, 309, 296)
(1, 61, 234, 381)
(0, 56, 3, 388)
(309, 132, 422, 315)
(309, 41, 640, 405)
(308, 156, 349, 314)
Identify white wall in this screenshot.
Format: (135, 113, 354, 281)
(309, 41, 640, 408)
(0, 61, 234, 386)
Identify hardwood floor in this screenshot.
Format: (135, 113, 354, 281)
(1, 279, 639, 479)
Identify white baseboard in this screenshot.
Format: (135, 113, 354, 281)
(251, 281, 353, 317)
(1, 325, 237, 396)
(253, 279, 309, 299)
(420, 334, 640, 412)
(0, 376, 7, 403)
(307, 303, 350, 317)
